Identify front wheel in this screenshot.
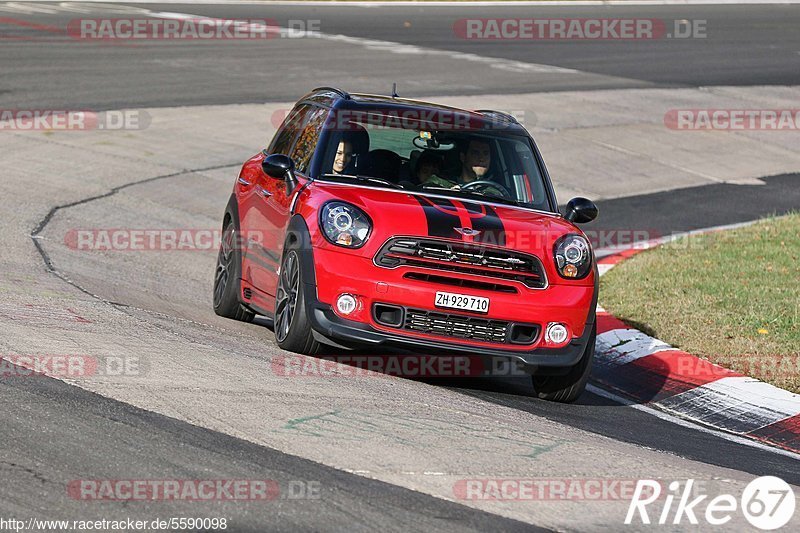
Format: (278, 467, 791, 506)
(532, 324, 595, 403)
(274, 248, 322, 355)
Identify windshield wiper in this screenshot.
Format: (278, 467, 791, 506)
(319, 173, 404, 190)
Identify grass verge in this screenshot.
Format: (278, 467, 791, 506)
(600, 213, 800, 393)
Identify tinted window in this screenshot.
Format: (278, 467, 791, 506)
(268, 104, 313, 156)
(291, 106, 328, 174)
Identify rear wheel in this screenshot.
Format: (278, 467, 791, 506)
(213, 218, 255, 322)
(274, 247, 322, 355)
(532, 324, 595, 403)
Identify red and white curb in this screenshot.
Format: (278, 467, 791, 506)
(592, 225, 800, 455)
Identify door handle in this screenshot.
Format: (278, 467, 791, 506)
(256, 186, 272, 198)
(237, 177, 252, 186)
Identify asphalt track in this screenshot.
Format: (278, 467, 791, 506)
(2, 2, 800, 531)
(0, 2, 799, 108)
(0, 365, 540, 532)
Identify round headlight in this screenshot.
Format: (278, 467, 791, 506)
(320, 201, 372, 248)
(554, 234, 592, 279)
(331, 207, 353, 231)
(564, 243, 584, 264)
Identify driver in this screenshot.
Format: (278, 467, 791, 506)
(418, 136, 507, 200)
(452, 138, 507, 198)
(458, 138, 492, 183)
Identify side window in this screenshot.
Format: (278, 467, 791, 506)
(509, 139, 546, 207)
(290, 107, 328, 174)
(268, 104, 313, 156)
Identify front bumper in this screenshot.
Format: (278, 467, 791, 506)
(303, 243, 597, 370)
(305, 296, 595, 370)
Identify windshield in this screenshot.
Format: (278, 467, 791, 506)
(317, 112, 552, 212)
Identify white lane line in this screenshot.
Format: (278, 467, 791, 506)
(595, 328, 673, 366)
(146, 10, 581, 75)
(586, 384, 800, 461)
(314, 32, 578, 74)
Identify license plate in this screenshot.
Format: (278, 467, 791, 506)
(434, 291, 490, 314)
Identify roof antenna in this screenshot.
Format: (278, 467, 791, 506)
(391, 82, 398, 98)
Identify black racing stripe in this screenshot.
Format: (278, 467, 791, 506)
(428, 196, 459, 213)
(461, 202, 506, 246)
(414, 196, 462, 240)
(461, 201, 484, 215)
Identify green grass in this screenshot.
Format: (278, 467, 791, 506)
(600, 213, 800, 392)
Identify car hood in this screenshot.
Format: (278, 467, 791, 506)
(308, 181, 580, 258)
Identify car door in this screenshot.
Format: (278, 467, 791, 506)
(243, 104, 328, 296)
(239, 105, 311, 296)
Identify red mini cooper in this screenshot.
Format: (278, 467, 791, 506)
(214, 87, 599, 402)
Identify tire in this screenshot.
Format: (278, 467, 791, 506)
(213, 216, 255, 322)
(532, 324, 596, 403)
(274, 246, 322, 355)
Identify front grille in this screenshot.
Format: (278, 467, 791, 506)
(375, 237, 546, 289)
(404, 308, 510, 343)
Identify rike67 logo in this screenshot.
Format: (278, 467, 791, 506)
(626, 477, 795, 530)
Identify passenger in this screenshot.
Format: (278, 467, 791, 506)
(332, 139, 353, 174)
(332, 124, 369, 174)
(416, 151, 454, 188)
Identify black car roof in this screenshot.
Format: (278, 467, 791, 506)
(298, 87, 528, 134)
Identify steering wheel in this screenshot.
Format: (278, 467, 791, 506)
(459, 180, 512, 200)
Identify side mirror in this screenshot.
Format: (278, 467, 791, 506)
(261, 154, 298, 194)
(262, 154, 295, 179)
(564, 197, 598, 224)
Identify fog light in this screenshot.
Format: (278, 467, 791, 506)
(546, 323, 569, 345)
(336, 294, 357, 315)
